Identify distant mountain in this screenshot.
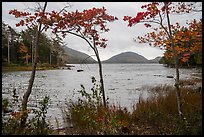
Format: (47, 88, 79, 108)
(148, 56, 162, 63)
(61, 46, 97, 64)
(103, 52, 161, 63)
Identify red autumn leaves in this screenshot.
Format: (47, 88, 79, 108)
(123, 3, 163, 27)
(9, 7, 118, 49)
(123, 2, 202, 63)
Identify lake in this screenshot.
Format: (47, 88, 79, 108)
(2, 63, 201, 129)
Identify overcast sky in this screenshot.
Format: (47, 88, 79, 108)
(2, 2, 202, 61)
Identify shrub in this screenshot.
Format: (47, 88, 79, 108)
(2, 95, 52, 135)
(62, 77, 131, 135)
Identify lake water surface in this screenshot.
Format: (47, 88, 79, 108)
(2, 63, 201, 129)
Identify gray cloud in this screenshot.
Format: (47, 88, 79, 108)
(2, 2, 202, 61)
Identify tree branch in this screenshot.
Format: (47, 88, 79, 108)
(80, 55, 96, 64)
(138, 20, 161, 25)
(58, 3, 72, 14)
(56, 30, 95, 51)
(192, 9, 202, 12)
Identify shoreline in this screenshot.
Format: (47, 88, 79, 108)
(2, 65, 61, 72)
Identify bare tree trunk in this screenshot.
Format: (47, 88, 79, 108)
(26, 54, 28, 65)
(93, 44, 108, 135)
(50, 47, 52, 65)
(7, 37, 10, 64)
(20, 2, 47, 128)
(66, 31, 107, 108)
(7, 26, 12, 64)
(165, 2, 182, 116)
(94, 48, 106, 108)
(31, 37, 34, 64)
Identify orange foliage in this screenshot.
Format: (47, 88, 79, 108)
(124, 2, 202, 63)
(165, 19, 202, 62)
(18, 43, 31, 62)
(19, 43, 29, 53)
(9, 7, 118, 49)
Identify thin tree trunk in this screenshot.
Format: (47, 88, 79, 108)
(93, 45, 108, 135)
(94, 48, 106, 108)
(20, 2, 47, 127)
(7, 26, 12, 64)
(31, 37, 33, 64)
(50, 47, 52, 65)
(7, 37, 10, 64)
(65, 31, 107, 108)
(26, 54, 28, 65)
(165, 2, 182, 116)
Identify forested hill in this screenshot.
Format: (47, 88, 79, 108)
(61, 46, 97, 64)
(103, 52, 161, 63)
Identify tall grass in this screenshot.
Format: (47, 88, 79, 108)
(131, 85, 202, 135)
(62, 82, 202, 135)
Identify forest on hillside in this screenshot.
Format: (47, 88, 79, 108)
(2, 22, 66, 66)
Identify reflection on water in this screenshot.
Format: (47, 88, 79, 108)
(2, 63, 201, 129)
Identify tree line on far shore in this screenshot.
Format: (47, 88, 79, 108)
(2, 22, 65, 66)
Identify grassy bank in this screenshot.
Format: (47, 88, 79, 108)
(2, 63, 59, 72)
(130, 85, 202, 135)
(61, 79, 202, 135)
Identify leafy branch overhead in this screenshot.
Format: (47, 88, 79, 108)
(9, 7, 118, 49)
(123, 2, 202, 63)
